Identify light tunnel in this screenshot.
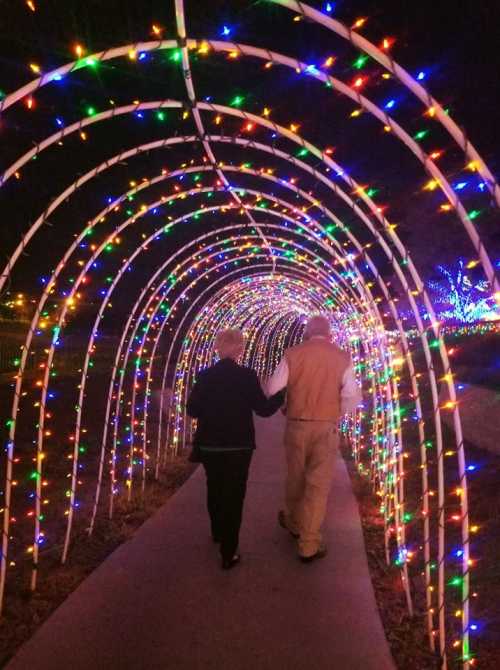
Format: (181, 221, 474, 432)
(1, 1, 499, 668)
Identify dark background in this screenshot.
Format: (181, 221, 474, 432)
(0, 0, 499, 298)
(1, 0, 499, 154)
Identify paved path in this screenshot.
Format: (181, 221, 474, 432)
(7, 414, 395, 670)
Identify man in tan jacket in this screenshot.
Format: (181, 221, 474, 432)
(267, 315, 362, 562)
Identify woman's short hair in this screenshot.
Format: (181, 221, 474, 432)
(215, 329, 245, 358)
(304, 314, 331, 339)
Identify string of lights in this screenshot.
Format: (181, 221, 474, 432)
(1, 2, 498, 666)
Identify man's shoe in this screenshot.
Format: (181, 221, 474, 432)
(278, 510, 299, 539)
(222, 554, 241, 570)
(299, 546, 328, 563)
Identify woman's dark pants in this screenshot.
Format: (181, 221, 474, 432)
(201, 450, 253, 561)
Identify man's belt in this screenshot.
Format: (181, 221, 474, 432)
(287, 417, 338, 432)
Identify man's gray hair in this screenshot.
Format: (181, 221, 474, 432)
(215, 328, 245, 358)
(304, 314, 331, 340)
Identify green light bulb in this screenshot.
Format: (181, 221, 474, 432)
(230, 95, 244, 107)
(353, 54, 369, 69)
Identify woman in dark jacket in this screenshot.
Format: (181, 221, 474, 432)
(186, 329, 284, 569)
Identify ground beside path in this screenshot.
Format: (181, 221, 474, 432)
(7, 414, 395, 670)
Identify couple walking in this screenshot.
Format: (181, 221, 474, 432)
(186, 315, 362, 570)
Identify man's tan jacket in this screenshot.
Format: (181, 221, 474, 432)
(284, 338, 350, 422)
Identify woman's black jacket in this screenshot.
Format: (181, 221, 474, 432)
(186, 358, 284, 450)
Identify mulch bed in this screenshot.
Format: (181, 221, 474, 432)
(342, 432, 500, 670)
(341, 441, 440, 670)
(0, 455, 197, 667)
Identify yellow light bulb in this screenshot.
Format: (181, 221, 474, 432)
(353, 17, 367, 29)
(424, 179, 440, 191)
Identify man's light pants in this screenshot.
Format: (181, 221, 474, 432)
(284, 419, 338, 557)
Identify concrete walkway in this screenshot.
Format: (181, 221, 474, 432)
(7, 414, 395, 670)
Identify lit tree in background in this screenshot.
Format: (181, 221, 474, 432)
(428, 259, 499, 323)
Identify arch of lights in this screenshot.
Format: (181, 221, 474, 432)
(1, 2, 498, 668)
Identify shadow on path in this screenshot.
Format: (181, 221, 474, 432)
(7, 414, 394, 670)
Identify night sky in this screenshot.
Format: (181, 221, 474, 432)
(1, 7, 499, 664)
(1, 0, 499, 298)
(2, 1, 499, 151)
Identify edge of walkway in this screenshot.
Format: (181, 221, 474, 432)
(7, 414, 395, 670)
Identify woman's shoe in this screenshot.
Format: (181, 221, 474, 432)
(222, 554, 241, 570)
